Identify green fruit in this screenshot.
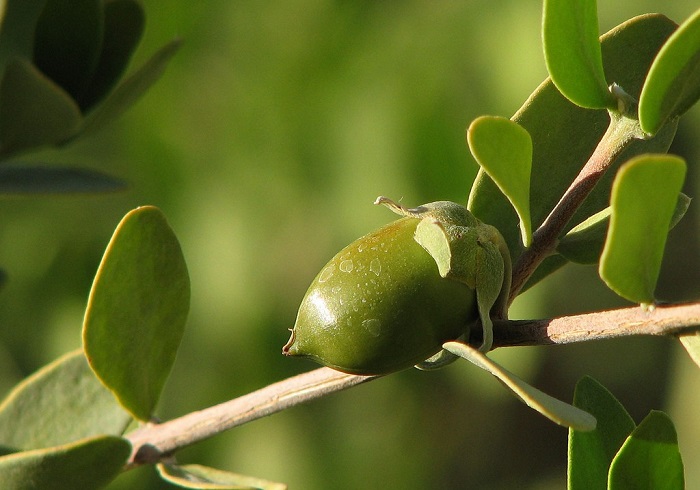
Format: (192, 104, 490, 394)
(283, 215, 478, 375)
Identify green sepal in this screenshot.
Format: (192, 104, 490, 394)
(444, 341, 596, 431)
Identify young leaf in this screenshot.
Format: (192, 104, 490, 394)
(639, 9, 700, 136)
(80, 39, 181, 135)
(443, 341, 596, 431)
(83, 206, 190, 421)
(557, 193, 690, 264)
(568, 376, 635, 490)
(468, 14, 678, 285)
(32, 0, 104, 101)
(157, 463, 288, 490)
(78, 0, 146, 110)
(599, 155, 686, 305)
(0, 59, 82, 158)
(0, 350, 132, 451)
(467, 116, 533, 247)
(542, 0, 614, 109)
(608, 411, 684, 490)
(0, 435, 130, 490)
(0, 164, 126, 195)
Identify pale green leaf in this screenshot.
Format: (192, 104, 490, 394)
(0, 349, 131, 451)
(83, 206, 190, 421)
(639, 9, 700, 135)
(608, 411, 684, 490)
(679, 332, 700, 369)
(599, 155, 686, 304)
(157, 463, 287, 490)
(443, 341, 596, 431)
(0, 435, 130, 490)
(568, 376, 635, 490)
(467, 116, 532, 247)
(542, 0, 614, 109)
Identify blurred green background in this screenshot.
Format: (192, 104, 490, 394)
(1, 1, 699, 488)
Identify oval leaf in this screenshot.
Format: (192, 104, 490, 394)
(78, 0, 145, 110)
(0, 435, 130, 490)
(83, 206, 190, 421)
(443, 341, 596, 431)
(0, 350, 131, 451)
(599, 155, 686, 304)
(542, 0, 614, 109)
(467, 116, 533, 247)
(558, 192, 690, 264)
(157, 463, 287, 490)
(568, 376, 635, 490)
(639, 9, 700, 135)
(0, 59, 82, 158)
(608, 411, 684, 490)
(0, 164, 126, 195)
(468, 14, 678, 288)
(32, 0, 104, 101)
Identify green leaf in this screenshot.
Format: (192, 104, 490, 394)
(679, 332, 700, 369)
(468, 14, 678, 288)
(567, 376, 635, 490)
(608, 411, 684, 490)
(157, 463, 288, 490)
(81, 39, 181, 135)
(558, 193, 690, 264)
(467, 116, 533, 247)
(83, 206, 190, 421)
(599, 155, 686, 305)
(0, 59, 82, 158)
(443, 341, 596, 431)
(0, 435, 130, 490)
(0, 349, 131, 451)
(542, 0, 614, 109)
(0, 0, 48, 73)
(32, 0, 103, 101)
(639, 9, 700, 136)
(78, 0, 146, 110)
(0, 164, 126, 194)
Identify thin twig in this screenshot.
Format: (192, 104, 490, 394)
(509, 112, 639, 301)
(125, 301, 700, 467)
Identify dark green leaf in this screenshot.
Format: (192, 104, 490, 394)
(639, 9, 700, 135)
(558, 193, 690, 264)
(0, 164, 126, 194)
(83, 206, 190, 421)
(157, 463, 288, 490)
(79, 0, 145, 110)
(467, 116, 532, 247)
(0, 59, 82, 158)
(542, 0, 614, 109)
(468, 14, 678, 288)
(608, 411, 684, 490)
(599, 155, 686, 304)
(0, 435, 130, 490)
(568, 376, 635, 490)
(81, 39, 181, 136)
(0, 350, 132, 451)
(32, 0, 103, 101)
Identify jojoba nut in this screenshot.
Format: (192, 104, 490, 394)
(283, 211, 480, 375)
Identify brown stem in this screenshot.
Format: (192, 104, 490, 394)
(509, 112, 640, 302)
(125, 301, 700, 467)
